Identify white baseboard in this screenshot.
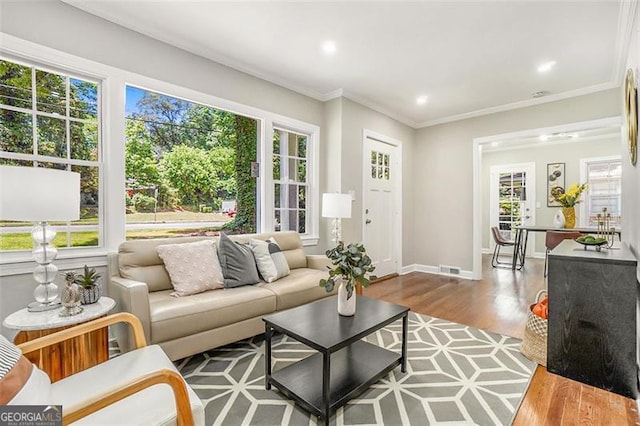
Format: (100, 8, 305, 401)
(401, 264, 474, 280)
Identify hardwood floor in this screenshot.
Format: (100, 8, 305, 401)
(364, 255, 640, 425)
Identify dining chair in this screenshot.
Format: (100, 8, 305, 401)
(491, 226, 519, 269)
(544, 230, 582, 277)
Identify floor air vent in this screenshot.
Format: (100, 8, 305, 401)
(439, 265, 461, 275)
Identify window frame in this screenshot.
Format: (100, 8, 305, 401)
(262, 119, 319, 244)
(579, 155, 622, 228)
(0, 53, 105, 262)
(0, 34, 320, 275)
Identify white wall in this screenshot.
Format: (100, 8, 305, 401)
(624, 5, 640, 281)
(338, 98, 415, 257)
(482, 136, 620, 254)
(412, 89, 621, 271)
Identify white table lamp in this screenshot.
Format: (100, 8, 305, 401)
(322, 193, 352, 245)
(0, 165, 80, 311)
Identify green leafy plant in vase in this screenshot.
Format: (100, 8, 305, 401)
(320, 242, 375, 316)
(74, 265, 102, 305)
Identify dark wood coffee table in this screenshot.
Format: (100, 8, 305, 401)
(263, 295, 409, 425)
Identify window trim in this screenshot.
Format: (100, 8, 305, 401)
(270, 125, 316, 238)
(579, 155, 622, 228)
(0, 54, 105, 260)
(0, 33, 320, 272)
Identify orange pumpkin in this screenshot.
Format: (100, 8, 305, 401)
(532, 296, 549, 320)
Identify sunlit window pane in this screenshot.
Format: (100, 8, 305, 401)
(0, 109, 33, 154)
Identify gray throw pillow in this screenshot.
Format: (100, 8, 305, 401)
(217, 233, 261, 288)
(249, 238, 290, 283)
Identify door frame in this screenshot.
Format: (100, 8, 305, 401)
(472, 116, 621, 280)
(362, 129, 403, 276)
(489, 162, 536, 256)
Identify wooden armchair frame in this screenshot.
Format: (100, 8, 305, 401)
(17, 312, 195, 426)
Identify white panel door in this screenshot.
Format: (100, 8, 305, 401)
(363, 137, 398, 278)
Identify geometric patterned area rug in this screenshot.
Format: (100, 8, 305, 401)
(175, 312, 536, 425)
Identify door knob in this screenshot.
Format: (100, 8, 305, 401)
(365, 219, 372, 224)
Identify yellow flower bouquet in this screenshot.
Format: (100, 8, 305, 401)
(552, 183, 587, 207)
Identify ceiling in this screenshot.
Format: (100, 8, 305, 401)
(64, 1, 633, 128)
(483, 125, 621, 153)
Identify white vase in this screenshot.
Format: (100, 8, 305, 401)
(338, 281, 356, 316)
(553, 209, 566, 229)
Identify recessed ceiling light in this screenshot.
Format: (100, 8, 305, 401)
(322, 41, 337, 54)
(539, 134, 550, 142)
(537, 61, 556, 73)
(416, 95, 428, 105)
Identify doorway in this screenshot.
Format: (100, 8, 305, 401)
(472, 117, 622, 279)
(362, 131, 402, 278)
(489, 163, 536, 256)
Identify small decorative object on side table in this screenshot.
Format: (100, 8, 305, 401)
(319, 241, 375, 316)
(60, 271, 83, 317)
(75, 265, 102, 305)
(2, 296, 116, 382)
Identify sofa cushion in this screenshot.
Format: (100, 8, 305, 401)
(157, 240, 224, 297)
(218, 233, 261, 288)
(148, 286, 276, 344)
(250, 238, 290, 283)
(118, 237, 210, 292)
(51, 345, 204, 425)
(226, 232, 307, 270)
(259, 268, 333, 311)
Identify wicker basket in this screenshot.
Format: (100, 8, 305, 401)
(520, 290, 548, 366)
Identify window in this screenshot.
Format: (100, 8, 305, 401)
(0, 58, 101, 251)
(124, 85, 258, 239)
(581, 157, 622, 227)
(272, 128, 309, 234)
(497, 171, 526, 241)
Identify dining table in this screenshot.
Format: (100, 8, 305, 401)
(511, 225, 622, 270)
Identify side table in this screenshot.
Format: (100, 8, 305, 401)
(3, 297, 116, 382)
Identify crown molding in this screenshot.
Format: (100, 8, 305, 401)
(340, 91, 418, 128)
(612, 0, 637, 83)
(416, 82, 619, 129)
(319, 88, 344, 102)
(62, 0, 635, 130)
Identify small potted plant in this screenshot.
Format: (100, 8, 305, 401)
(319, 242, 375, 316)
(75, 265, 102, 305)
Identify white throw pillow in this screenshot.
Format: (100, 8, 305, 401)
(249, 238, 290, 283)
(157, 240, 224, 297)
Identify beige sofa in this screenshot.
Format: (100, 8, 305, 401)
(107, 231, 335, 361)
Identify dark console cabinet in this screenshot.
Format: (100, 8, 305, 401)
(547, 240, 639, 398)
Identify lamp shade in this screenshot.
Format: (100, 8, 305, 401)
(0, 165, 81, 222)
(322, 193, 352, 219)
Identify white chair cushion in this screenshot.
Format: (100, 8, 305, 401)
(8, 364, 51, 405)
(51, 345, 204, 426)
